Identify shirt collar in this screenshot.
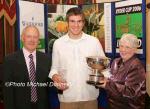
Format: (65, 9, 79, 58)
(23, 47, 36, 59)
(63, 32, 87, 42)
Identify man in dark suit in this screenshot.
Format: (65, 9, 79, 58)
(3, 25, 51, 109)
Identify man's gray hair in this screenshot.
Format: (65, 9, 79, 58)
(21, 25, 40, 37)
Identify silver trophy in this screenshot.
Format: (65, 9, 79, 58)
(86, 56, 110, 85)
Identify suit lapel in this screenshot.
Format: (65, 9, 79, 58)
(16, 50, 30, 81)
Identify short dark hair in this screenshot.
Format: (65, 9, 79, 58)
(66, 7, 85, 22)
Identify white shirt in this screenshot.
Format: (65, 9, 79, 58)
(22, 47, 36, 74)
(49, 32, 105, 102)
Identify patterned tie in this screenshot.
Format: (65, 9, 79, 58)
(29, 54, 37, 102)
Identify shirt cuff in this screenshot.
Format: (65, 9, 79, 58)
(48, 69, 58, 78)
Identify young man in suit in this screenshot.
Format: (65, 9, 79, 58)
(3, 25, 51, 109)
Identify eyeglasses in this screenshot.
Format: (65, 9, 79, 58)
(119, 45, 133, 50)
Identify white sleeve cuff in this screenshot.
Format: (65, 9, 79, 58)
(48, 69, 58, 78)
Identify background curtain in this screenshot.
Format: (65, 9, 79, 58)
(0, 18, 3, 64)
(0, 0, 16, 63)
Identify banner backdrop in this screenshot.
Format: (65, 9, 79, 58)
(18, 1, 45, 52)
(31, 0, 121, 4)
(104, 3, 113, 54)
(115, 0, 144, 54)
(47, 4, 105, 54)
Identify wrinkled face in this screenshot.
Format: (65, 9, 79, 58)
(21, 27, 39, 53)
(68, 15, 84, 38)
(119, 41, 136, 62)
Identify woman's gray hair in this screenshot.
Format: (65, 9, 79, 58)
(119, 33, 140, 48)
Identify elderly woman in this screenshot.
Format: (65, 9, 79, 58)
(98, 33, 146, 109)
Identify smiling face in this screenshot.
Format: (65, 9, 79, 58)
(66, 7, 85, 39)
(68, 15, 84, 39)
(21, 26, 40, 53)
(119, 41, 136, 62)
(119, 33, 139, 62)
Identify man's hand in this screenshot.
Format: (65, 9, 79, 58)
(52, 74, 69, 90)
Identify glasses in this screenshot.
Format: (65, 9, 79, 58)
(119, 45, 133, 50)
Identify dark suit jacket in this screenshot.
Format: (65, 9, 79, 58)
(3, 50, 51, 109)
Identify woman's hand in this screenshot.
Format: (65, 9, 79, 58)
(96, 77, 108, 88)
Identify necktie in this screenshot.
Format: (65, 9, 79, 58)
(29, 54, 37, 102)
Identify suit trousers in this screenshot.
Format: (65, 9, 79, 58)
(60, 100, 98, 109)
(31, 102, 37, 109)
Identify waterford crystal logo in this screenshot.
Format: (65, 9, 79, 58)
(22, 17, 43, 27)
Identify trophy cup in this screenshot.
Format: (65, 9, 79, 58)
(86, 56, 110, 85)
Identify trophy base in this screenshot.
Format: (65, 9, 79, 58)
(86, 80, 104, 85)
